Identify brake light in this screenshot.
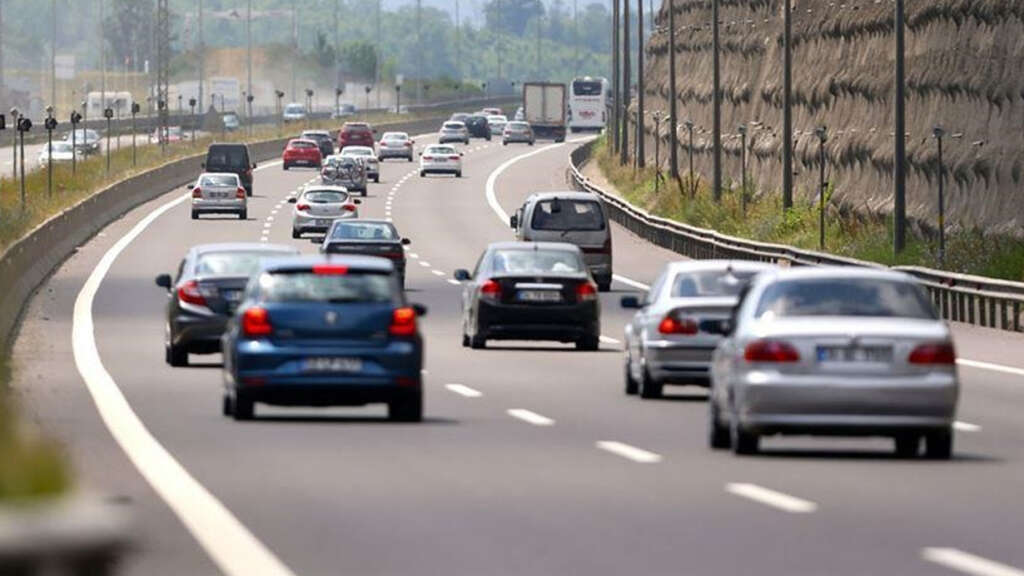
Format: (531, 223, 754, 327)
(242, 307, 272, 337)
(177, 280, 207, 307)
(381, 252, 403, 260)
(312, 264, 349, 275)
(480, 280, 501, 302)
(448, 155, 460, 161)
(908, 342, 956, 365)
(659, 315, 699, 335)
(191, 186, 202, 198)
(423, 156, 434, 161)
(343, 204, 357, 212)
(576, 282, 598, 302)
(744, 340, 800, 363)
(390, 307, 417, 336)
(236, 187, 246, 199)
(296, 203, 310, 211)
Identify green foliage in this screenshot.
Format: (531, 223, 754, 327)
(339, 41, 378, 83)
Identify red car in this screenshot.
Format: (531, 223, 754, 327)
(339, 122, 375, 152)
(282, 139, 323, 170)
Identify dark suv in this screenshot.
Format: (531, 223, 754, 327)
(339, 123, 376, 151)
(464, 115, 491, 140)
(204, 144, 257, 196)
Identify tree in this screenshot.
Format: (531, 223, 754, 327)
(103, 0, 156, 71)
(312, 30, 336, 70)
(483, 0, 544, 36)
(340, 41, 378, 83)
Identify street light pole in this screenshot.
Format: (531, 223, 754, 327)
(635, 0, 644, 169)
(131, 102, 139, 166)
(620, 0, 630, 166)
(18, 116, 29, 208)
(739, 124, 747, 215)
(189, 98, 197, 142)
(782, 0, 794, 210)
(104, 106, 113, 173)
(667, 0, 678, 181)
(894, 0, 908, 255)
(934, 126, 946, 266)
(247, 0, 253, 124)
(685, 120, 695, 197)
(711, 0, 722, 202)
(611, 0, 620, 154)
(45, 106, 54, 198)
(816, 126, 828, 250)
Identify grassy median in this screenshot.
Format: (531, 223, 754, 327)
(594, 139, 1024, 282)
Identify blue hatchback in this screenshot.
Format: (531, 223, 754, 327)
(221, 255, 427, 421)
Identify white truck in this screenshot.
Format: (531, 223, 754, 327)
(523, 82, 567, 143)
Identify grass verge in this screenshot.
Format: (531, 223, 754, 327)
(594, 138, 1024, 282)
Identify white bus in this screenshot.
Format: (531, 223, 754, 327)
(567, 76, 609, 132)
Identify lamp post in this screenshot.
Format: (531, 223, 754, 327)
(738, 124, 747, 216)
(815, 125, 828, 250)
(45, 106, 55, 198)
(711, 0, 722, 202)
(933, 126, 946, 265)
(894, 0, 907, 255)
(104, 106, 113, 173)
(17, 115, 31, 207)
(653, 111, 662, 194)
(685, 120, 695, 197)
(131, 102, 140, 166)
(305, 88, 314, 128)
(364, 85, 372, 116)
(189, 98, 197, 142)
(246, 93, 254, 136)
(275, 90, 285, 135)
(70, 110, 82, 174)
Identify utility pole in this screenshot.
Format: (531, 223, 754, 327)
(620, 0, 630, 166)
(636, 0, 645, 169)
(668, 0, 679, 180)
(416, 0, 423, 103)
(455, 0, 461, 83)
(894, 0, 907, 254)
(51, 0, 56, 113)
(291, 0, 297, 101)
(497, 0, 503, 82)
(100, 0, 105, 112)
(157, 0, 169, 150)
(573, 0, 579, 77)
(611, 0, 620, 154)
(536, 12, 542, 80)
(247, 0, 252, 121)
(376, 0, 381, 109)
(782, 0, 793, 210)
(711, 0, 722, 202)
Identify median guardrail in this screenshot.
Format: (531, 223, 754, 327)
(567, 141, 1024, 333)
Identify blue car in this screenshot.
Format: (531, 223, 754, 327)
(221, 255, 427, 422)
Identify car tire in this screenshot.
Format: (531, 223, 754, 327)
(239, 209, 247, 220)
(639, 369, 662, 399)
(624, 361, 639, 395)
(894, 434, 921, 458)
(232, 392, 254, 421)
(529, 141, 535, 147)
(597, 281, 612, 293)
(408, 155, 413, 162)
(469, 331, 486, 350)
(165, 341, 188, 367)
(388, 391, 423, 422)
(576, 334, 600, 351)
(361, 188, 367, 197)
(222, 394, 234, 417)
(730, 418, 759, 455)
(708, 401, 731, 449)
(462, 333, 470, 348)
(924, 429, 953, 460)
(191, 211, 198, 220)
(420, 171, 426, 177)
(283, 163, 289, 171)
(455, 171, 462, 178)
(373, 175, 380, 183)
(292, 228, 301, 239)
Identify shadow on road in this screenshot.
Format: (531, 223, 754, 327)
(249, 415, 459, 426)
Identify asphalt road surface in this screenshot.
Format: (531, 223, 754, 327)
(10, 129, 1024, 576)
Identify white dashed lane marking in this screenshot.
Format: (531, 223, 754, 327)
(507, 409, 555, 427)
(596, 441, 663, 464)
(445, 384, 483, 398)
(725, 483, 818, 514)
(922, 548, 1024, 576)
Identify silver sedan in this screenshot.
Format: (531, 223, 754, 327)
(289, 185, 361, 238)
(708, 267, 959, 459)
(621, 261, 775, 398)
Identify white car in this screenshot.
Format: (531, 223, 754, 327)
(438, 121, 469, 144)
(282, 102, 306, 123)
(289, 185, 361, 238)
(419, 144, 463, 178)
(189, 172, 247, 220)
(340, 146, 380, 183)
(487, 115, 508, 137)
(37, 141, 76, 167)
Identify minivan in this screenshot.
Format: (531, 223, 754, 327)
(203, 144, 257, 196)
(510, 192, 613, 291)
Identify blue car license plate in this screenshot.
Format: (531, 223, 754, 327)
(302, 357, 363, 373)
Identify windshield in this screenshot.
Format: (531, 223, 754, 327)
(330, 222, 397, 241)
(755, 278, 937, 320)
(290, 141, 316, 149)
(206, 147, 249, 169)
(426, 146, 456, 155)
(491, 249, 583, 274)
(530, 199, 606, 231)
(573, 80, 604, 96)
(196, 251, 285, 277)
(48, 142, 74, 153)
(259, 271, 393, 303)
(303, 190, 348, 203)
(672, 270, 761, 298)
(199, 174, 239, 188)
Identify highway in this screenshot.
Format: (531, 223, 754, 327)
(10, 128, 1024, 576)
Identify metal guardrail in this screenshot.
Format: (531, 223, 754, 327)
(567, 141, 1024, 333)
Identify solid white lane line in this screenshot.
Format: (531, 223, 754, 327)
(614, 274, 650, 290)
(431, 270, 445, 277)
(957, 359, 1024, 378)
(507, 409, 555, 427)
(599, 335, 621, 345)
(485, 143, 565, 222)
(408, 253, 419, 259)
(445, 384, 483, 398)
(447, 279, 461, 286)
(955, 421, 982, 432)
(596, 441, 663, 463)
(923, 548, 1024, 576)
(725, 483, 818, 514)
(419, 261, 431, 267)
(72, 192, 296, 575)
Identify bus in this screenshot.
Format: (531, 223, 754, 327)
(567, 76, 609, 132)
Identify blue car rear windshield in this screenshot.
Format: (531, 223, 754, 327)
(196, 252, 283, 277)
(755, 278, 936, 319)
(331, 222, 397, 240)
(259, 272, 394, 303)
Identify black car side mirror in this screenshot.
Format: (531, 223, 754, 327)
(155, 274, 172, 290)
(401, 238, 412, 245)
(620, 295, 642, 309)
(287, 197, 297, 204)
(453, 269, 472, 281)
(509, 214, 518, 229)
(412, 303, 428, 317)
(353, 199, 362, 205)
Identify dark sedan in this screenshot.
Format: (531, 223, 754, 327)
(155, 243, 300, 366)
(455, 242, 600, 350)
(320, 220, 411, 288)
(464, 115, 492, 140)
(221, 255, 427, 421)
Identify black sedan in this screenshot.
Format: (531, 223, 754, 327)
(155, 243, 300, 366)
(455, 242, 600, 350)
(319, 219, 411, 288)
(464, 115, 492, 140)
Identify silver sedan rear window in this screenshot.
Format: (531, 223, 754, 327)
(755, 278, 936, 320)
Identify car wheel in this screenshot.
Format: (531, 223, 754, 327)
(361, 188, 367, 197)
(624, 360, 639, 395)
(191, 211, 198, 220)
(408, 155, 413, 162)
(894, 434, 921, 458)
(924, 429, 953, 460)
(283, 163, 289, 171)
(239, 209, 247, 220)
(730, 417, 759, 455)
(455, 171, 462, 178)
(246, 188, 253, 197)
(708, 401, 731, 449)
(165, 341, 188, 367)
(373, 175, 380, 183)
(232, 392, 254, 421)
(462, 333, 470, 348)
(639, 368, 662, 399)
(222, 394, 234, 417)
(420, 170, 426, 177)
(529, 141, 535, 146)
(469, 330, 486, 350)
(388, 391, 423, 422)
(597, 281, 612, 293)
(576, 334, 600, 351)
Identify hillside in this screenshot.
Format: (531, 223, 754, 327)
(639, 0, 1024, 235)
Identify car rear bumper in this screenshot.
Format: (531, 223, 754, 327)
(503, 134, 534, 143)
(478, 302, 599, 342)
(378, 149, 411, 158)
(173, 314, 229, 353)
(421, 163, 461, 173)
(284, 157, 320, 166)
(645, 341, 717, 385)
(192, 199, 245, 213)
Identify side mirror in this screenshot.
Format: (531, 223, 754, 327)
(155, 274, 172, 290)
(620, 295, 642, 309)
(418, 151, 423, 156)
(412, 303, 428, 317)
(353, 199, 362, 205)
(453, 269, 472, 281)
(509, 215, 518, 229)
(287, 197, 297, 204)
(459, 152, 464, 157)
(401, 238, 412, 245)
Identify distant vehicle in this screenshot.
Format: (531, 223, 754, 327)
(511, 192, 612, 291)
(708, 267, 958, 459)
(282, 138, 323, 170)
(378, 131, 415, 162)
(301, 130, 335, 158)
(154, 242, 300, 367)
(502, 121, 535, 146)
(568, 76, 609, 132)
(37, 141, 76, 167)
(331, 103, 357, 119)
(340, 146, 380, 183)
(463, 115, 491, 140)
(289, 185, 361, 238)
(449, 113, 471, 123)
(152, 126, 185, 143)
(513, 107, 525, 121)
(481, 107, 503, 116)
(203, 143, 256, 196)
(220, 255, 427, 421)
(419, 144, 463, 178)
(620, 261, 775, 398)
(222, 112, 240, 132)
(438, 121, 470, 144)
(320, 155, 368, 195)
(454, 242, 600, 351)
(283, 102, 307, 122)
(189, 172, 248, 220)
(523, 82, 567, 142)
(63, 129, 101, 155)
(487, 115, 508, 136)
(320, 219, 411, 288)
(339, 122, 376, 151)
